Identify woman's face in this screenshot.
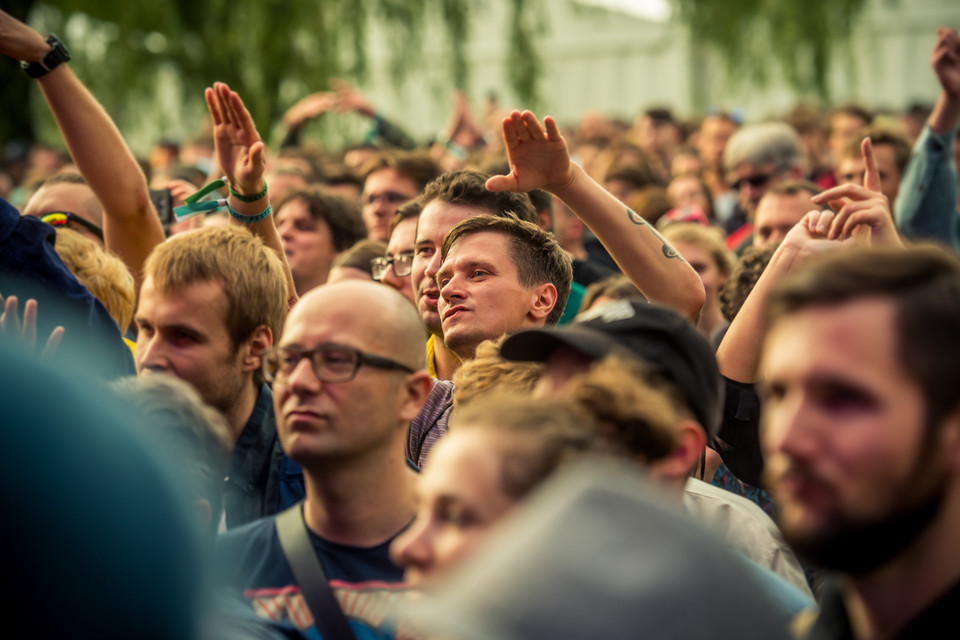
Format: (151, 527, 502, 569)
(390, 428, 517, 586)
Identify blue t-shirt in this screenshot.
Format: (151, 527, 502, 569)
(216, 512, 409, 639)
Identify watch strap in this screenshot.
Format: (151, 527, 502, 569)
(21, 35, 71, 79)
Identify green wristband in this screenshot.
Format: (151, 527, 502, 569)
(229, 182, 268, 202)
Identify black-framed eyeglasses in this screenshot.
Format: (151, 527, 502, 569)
(730, 173, 775, 191)
(262, 343, 416, 384)
(371, 252, 414, 280)
(38, 211, 104, 240)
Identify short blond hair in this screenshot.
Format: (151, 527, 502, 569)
(143, 226, 288, 349)
(452, 337, 543, 411)
(54, 228, 135, 330)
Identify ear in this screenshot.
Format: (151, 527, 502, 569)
(398, 371, 435, 424)
(649, 419, 706, 483)
(527, 283, 559, 323)
(240, 325, 274, 374)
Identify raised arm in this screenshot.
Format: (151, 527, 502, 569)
(204, 82, 297, 304)
(894, 27, 960, 248)
(0, 10, 165, 291)
(716, 138, 897, 382)
(486, 110, 704, 321)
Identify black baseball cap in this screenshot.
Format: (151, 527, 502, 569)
(500, 299, 722, 440)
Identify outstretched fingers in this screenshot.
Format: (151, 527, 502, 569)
(205, 87, 223, 126)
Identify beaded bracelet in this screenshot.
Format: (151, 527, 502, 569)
(229, 182, 268, 202)
(227, 202, 272, 224)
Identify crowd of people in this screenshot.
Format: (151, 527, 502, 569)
(3, 6, 960, 639)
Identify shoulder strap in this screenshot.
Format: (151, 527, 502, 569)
(275, 504, 358, 640)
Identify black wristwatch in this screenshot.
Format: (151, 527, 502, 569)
(21, 34, 71, 79)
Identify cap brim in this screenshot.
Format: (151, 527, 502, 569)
(500, 326, 621, 363)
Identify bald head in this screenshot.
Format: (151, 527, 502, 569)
(290, 281, 426, 370)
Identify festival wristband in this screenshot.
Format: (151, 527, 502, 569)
(227, 202, 272, 223)
(184, 177, 227, 205)
(229, 182, 268, 202)
(173, 198, 226, 222)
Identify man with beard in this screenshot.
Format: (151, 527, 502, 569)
(759, 246, 960, 639)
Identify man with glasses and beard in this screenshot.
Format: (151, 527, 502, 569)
(759, 246, 960, 639)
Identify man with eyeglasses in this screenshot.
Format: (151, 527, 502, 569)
(359, 151, 441, 242)
(216, 280, 431, 638)
(371, 200, 420, 306)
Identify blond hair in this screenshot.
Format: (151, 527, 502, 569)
(451, 337, 543, 411)
(54, 228, 135, 330)
(143, 226, 288, 350)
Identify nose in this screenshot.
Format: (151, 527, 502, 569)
(136, 333, 168, 374)
(389, 515, 435, 580)
(423, 251, 443, 286)
(380, 262, 406, 292)
(439, 271, 465, 306)
(284, 354, 322, 394)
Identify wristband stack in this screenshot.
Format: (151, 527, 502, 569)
(227, 182, 270, 223)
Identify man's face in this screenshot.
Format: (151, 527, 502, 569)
(275, 199, 339, 294)
(272, 290, 412, 464)
(729, 162, 781, 216)
(437, 231, 546, 360)
(361, 168, 419, 242)
(697, 116, 736, 171)
(380, 216, 418, 305)
(412, 201, 482, 335)
(389, 428, 516, 586)
(671, 242, 726, 301)
(23, 183, 104, 245)
(760, 298, 947, 571)
(828, 113, 868, 163)
(667, 176, 711, 213)
(835, 144, 902, 207)
(135, 277, 249, 414)
(753, 191, 815, 247)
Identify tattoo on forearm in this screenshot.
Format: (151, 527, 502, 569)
(626, 207, 681, 259)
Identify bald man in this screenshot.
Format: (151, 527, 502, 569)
(215, 281, 432, 637)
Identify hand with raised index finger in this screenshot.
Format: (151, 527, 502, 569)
(811, 138, 902, 247)
(485, 110, 574, 194)
(204, 82, 266, 194)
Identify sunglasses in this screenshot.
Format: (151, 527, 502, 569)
(39, 211, 104, 240)
(730, 173, 775, 191)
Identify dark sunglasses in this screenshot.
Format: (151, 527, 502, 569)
(730, 173, 775, 191)
(39, 211, 104, 240)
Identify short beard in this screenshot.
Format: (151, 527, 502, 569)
(782, 479, 946, 575)
(780, 417, 948, 575)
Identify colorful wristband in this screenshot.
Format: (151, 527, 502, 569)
(173, 198, 226, 222)
(229, 182, 268, 202)
(184, 177, 227, 204)
(227, 202, 272, 223)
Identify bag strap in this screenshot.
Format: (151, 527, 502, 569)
(275, 504, 358, 640)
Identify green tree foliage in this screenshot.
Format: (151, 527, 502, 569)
(670, 0, 873, 100)
(0, 0, 545, 151)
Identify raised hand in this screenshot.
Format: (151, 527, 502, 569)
(331, 79, 376, 117)
(283, 91, 339, 128)
(932, 27, 960, 98)
(485, 110, 575, 193)
(0, 294, 65, 357)
(204, 82, 266, 193)
(811, 138, 903, 248)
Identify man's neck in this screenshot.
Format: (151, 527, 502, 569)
(432, 333, 462, 380)
(301, 444, 418, 548)
(223, 379, 260, 445)
(843, 495, 960, 640)
(698, 297, 726, 342)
